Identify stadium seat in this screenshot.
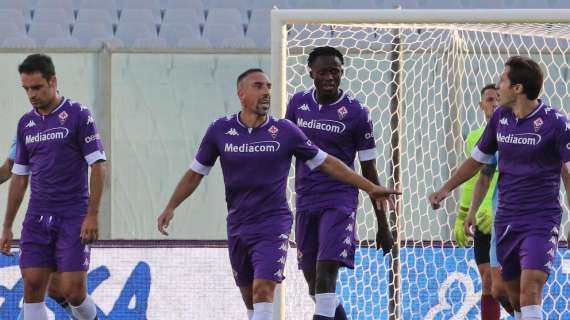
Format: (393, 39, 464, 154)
(460, 0, 505, 8)
(0, 0, 32, 16)
(425, 0, 463, 8)
(248, 0, 290, 9)
(45, 36, 81, 47)
(221, 36, 256, 48)
(338, 0, 378, 9)
(32, 8, 74, 28)
(205, 8, 245, 31)
(120, 0, 161, 22)
(208, 0, 249, 9)
(76, 9, 117, 24)
(176, 35, 212, 48)
(1, 36, 37, 48)
(508, 0, 548, 8)
(0, 10, 27, 31)
(34, 0, 74, 15)
(203, 23, 243, 47)
(248, 9, 269, 26)
(28, 22, 68, 46)
(245, 23, 269, 47)
(0, 23, 26, 43)
(120, 8, 159, 24)
(290, 0, 332, 9)
(72, 22, 114, 46)
(159, 23, 201, 46)
(165, 0, 206, 11)
(115, 22, 158, 47)
(78, 0, 118, 18)
(132, 36, 168, 48)
(162, 9, 204, 24)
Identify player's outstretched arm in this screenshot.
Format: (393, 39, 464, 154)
(0, 159, 14, 185)
(81, 161, 106, 244)
(429, 158, 483, 210)
(562, 165, 570, 242)
(1, 174, 28, 255)
(464, 164, 495, 237)
(157, 169, 204, 236)
(361, 159, 394, 254)
(318, 155, 401, 213)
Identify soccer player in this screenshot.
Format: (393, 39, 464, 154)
(285, 46, 393, 320)
(0, 54, 106, 320)
(429, 56, 570, 320)
(157, 68, 400, 320)
(452, 84, 512, 319)
(0, 137, 16, 184)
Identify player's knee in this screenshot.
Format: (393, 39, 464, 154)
(47, 285, 65, 303)
(315, 271, 337, 293)
(61, 283, 87, 306)
(520, 282, 542, 299)
(252, 283, 275, 303)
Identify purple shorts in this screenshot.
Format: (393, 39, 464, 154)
(227, 217, 292, 287)
(19, 212, 90, 272)
(295, 207, 357, 270)
(495, 223, 559, 281)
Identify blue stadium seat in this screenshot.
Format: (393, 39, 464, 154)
(290, 0, 332, 9)
(120, 8, 159, 24)
(206, 8, 245, 30)
(132, 36, 168, 48)
(0, 10, 27, 31)
(0, 0, 32, 16)
(507, 0, 548, 8)
(72, 22, 114, 46)
(203, 23, 243, 47)
(1, 36, 37, 48)
(78, 0, 118, 19)
(460, 0, 505, 8)
(162, 9, 204, 24)
(120, 0, 161, 22)
(208, 0, 250, 9)
(0, 23, 27, 43)
(76, 9, 117, 24)
(165, 0, 206, 11)
(245, 23, 269, 47)
(338, 0, 378, 9)
(248, 0, 290, 9)
(28, 22, 68, 45)
(248, 9, 269, 26)
(45, 36, 81, 47)
(32, 8, 74, 28)
(176, 35, 212, 48)
(425, 0, 463, 8)
(115, 22, 158, 47)
(34, 0, 74, 15)
(159, 23, 201, 46)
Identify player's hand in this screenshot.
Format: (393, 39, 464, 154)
(454, 209, 468, 247)
(476, 208, 492, 234)
(463, 213, 476, 238)
(157, 208, 174, 236)
(376, 222, 394, 255)
(429, 189, 449, 210)
(368, 186, 401, 213)
(0, 228, 13, 256)
(80, 213, 98, 244)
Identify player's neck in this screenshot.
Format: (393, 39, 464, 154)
(315, 89, 341, 106)
(36, 95, 62, 116)
(512, 98, 540, 119)
(239, 111, 267, 128)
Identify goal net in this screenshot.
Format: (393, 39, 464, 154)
(273, 10, 570, 319)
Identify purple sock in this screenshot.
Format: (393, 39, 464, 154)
(334, 303, 347, 320)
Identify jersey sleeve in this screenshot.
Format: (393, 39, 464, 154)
(12, 119, 30, 175)
(354, 105, 377, 161)
(78, 106, 106, 165)
(190, 122, 220, 176)
(284, 97, 296, 123)
(471, 111, 499, 164)
(555, 114, 570, 170)
(287, 120, 327, 170)
(7, 136, 16, 161)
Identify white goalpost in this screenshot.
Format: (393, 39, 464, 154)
(271, 9, 570, 320)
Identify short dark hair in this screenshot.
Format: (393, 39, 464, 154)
(505, 56, 543, 100)
(237, 68, 264, 86)
(18, 54, 56, 80)
(480, 83, 497, 97)
(307, 46, 344, 68)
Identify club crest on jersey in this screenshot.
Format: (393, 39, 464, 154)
(268, 125, 279, 139)
(58, 111, 69, 124)
(338, 106, 348, 120)
(533, 117, 543, 132)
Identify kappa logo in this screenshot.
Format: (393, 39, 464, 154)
(566, 122, 570, 132)
(225, 128, 239, 136)
(25, 120, 36, 128)
(343, 236, 351, 245)
(499, 117, 508, 125)
(555, 112, 563, 119)
(340, 250, 348, 259)
(279, 243, 288, 252)
(274, 269, 283, 280)
(87, 116, 95, 125)
(277, 256, 286, 265)
(80, 105, 88, 111)
(533, 117, 543, 132)
(298, 104, 310, 111)
(278, 234, 289, 240)
(345, 224, 353, 232)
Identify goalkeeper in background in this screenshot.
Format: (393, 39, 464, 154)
(453, 84, 511, 319)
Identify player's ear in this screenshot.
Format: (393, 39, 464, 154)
(48, 75, 57, 89)
(309, 68, 314, 80)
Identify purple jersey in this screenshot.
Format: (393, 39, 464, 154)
(12, 98, 106, 213)
(472, 101, 570, 227)
(286, 88, 377, 211)
(190, 114, 327, 225)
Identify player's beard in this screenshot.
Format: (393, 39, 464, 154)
(253, 96, 270, 116)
